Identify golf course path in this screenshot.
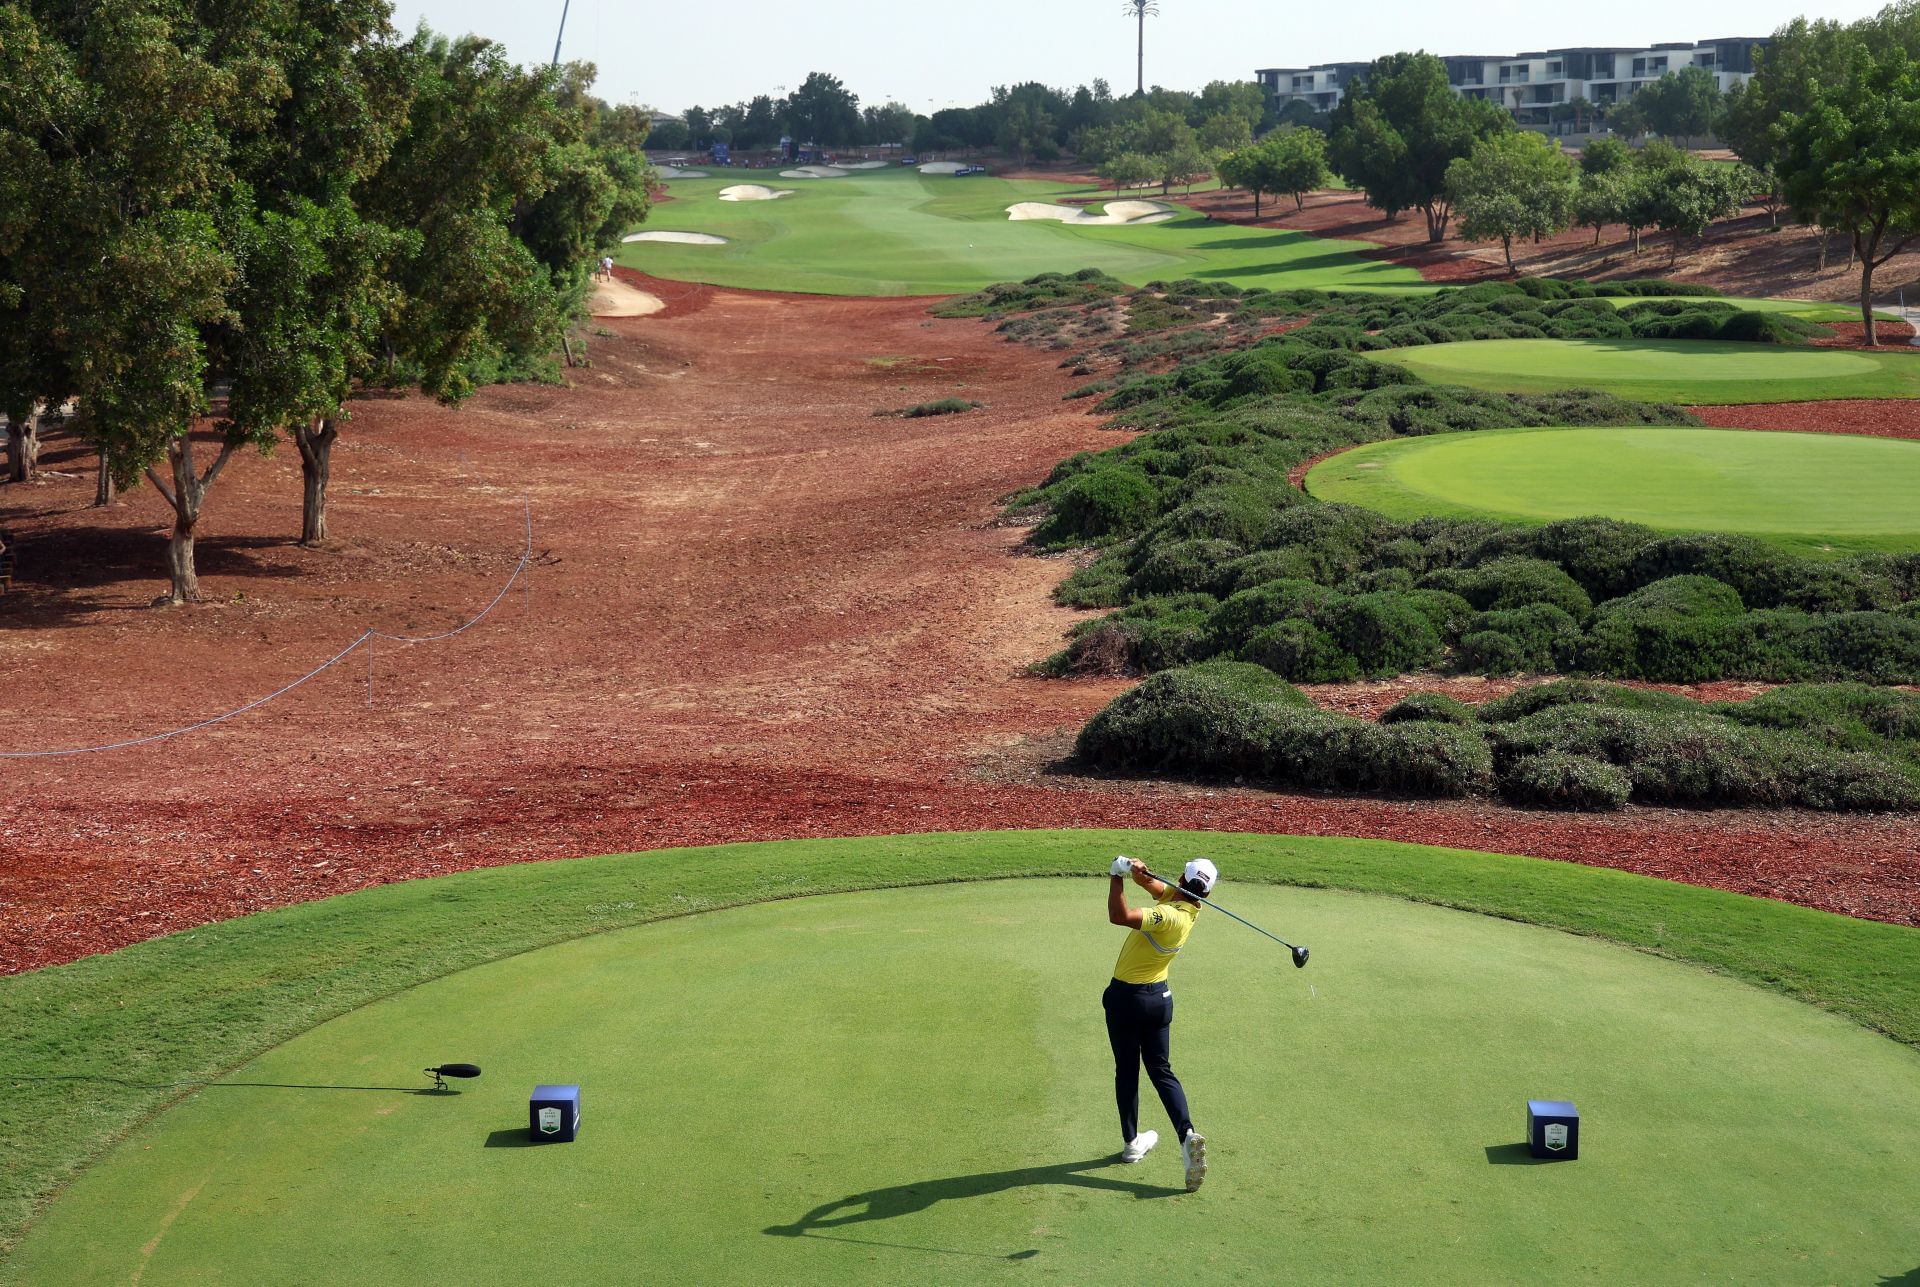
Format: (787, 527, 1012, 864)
(3, 283, 1918, 973)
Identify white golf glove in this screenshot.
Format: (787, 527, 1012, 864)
(1110, 856, 1132, 877)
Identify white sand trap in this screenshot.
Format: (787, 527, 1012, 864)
(780, 166, 849, 179)
(590, 278, 665, 318)
(621, 231, 728, 245)
(1006, 199, 1175, 226)
(845, 160, 889, 169)
(918, 161, 968, 174)
(718, 184, 795, 202)
(654, 167, 710, 180)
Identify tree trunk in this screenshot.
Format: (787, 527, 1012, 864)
(294, 416, 338, 546)
(5, 408, 40, 483)
(1502, 234, 1514, 273)
(94, 447, 115, 507)
(1422, 202, 1449, 243)
(145, 433, 241, 606)
(1253, 189, 1262, 219)
(1859, 232, 1879, 348)
(1818, 230, 1830, 273)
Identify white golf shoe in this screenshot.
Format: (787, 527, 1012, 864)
(1119, 1129, 1159, 1163)
(1181, 1131, 1208, 1191)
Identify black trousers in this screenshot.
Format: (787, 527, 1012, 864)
(1102, 978, 1192, 1145)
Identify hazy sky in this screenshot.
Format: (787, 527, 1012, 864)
(388, 1, 1887, 115)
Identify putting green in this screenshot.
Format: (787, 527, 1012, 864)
(1307, 426, 1920, 557)
(617, 168, 1427, 296)
(12, 880, 1917, 1284)
(1366, 338, 1920, 404)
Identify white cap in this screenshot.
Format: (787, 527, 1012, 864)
(1181, 858, 1218, 898)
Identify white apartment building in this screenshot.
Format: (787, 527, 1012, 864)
(1257, 38, 1769, 129)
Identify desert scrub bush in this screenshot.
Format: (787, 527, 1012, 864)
(1032, 466, 1161, 546)
(1500, 751, 1633, 810)
(1454, 604, 1582, 675)
(932, 268, 1127, 318)
(1075, 660, 1310, 776)
(1475, 679, 1698, 723)
(1065, 379, 1113, 400)
(1485, 704, 1919, 811)
(1321, 592, 1446, 676)
(1380, 692, 1477, 725)
(877, 398, 982, 418)
(1419, 557, 1593, 619)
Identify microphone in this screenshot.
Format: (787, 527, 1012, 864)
(425, 1063, 482, 1091)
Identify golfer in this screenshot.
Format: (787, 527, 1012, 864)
(1104, 854, 1215, 1191)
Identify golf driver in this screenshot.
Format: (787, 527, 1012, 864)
(1140, 867, 1310, 967)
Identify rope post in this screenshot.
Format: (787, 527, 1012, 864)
(365, 636, 374, 709)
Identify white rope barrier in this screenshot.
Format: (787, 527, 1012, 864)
(1, 495, 532, 759)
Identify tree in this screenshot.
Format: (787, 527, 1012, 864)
(1573, 165, 1631, 245)
(1195, 80, 1265, 134)
(996, 98, 1057, 164)
(1629, 66, 1722, 148)
(1446, 132, 1575, 271)
(1628, 146, 1749, 263)
(1777, 40, 1920, 344)
(1099, 151, 1157, 194)
(1270, 129, 1331, 209)
(1156, 141, 1210, 194)
(861, 101, 915, 147)
(784, 72, 860, 147)
(1328, 51, 1512, 242)
(683, 105, 713, 146)
(1606, 99, 1647, 141)
(1578, 135, 1632, 176)
(1198, 112, 1252, 155)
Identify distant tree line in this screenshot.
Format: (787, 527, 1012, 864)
(0, 2, 651, 603)
(652, 72, 1293, 166)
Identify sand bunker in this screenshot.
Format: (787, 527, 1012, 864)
(780, 166, 848, 179)
(621, 231, 728, 245)
(845, 160, 890, 169)
(1006, 199, 1175, 226)
(654, 166, 710, 180)
(718, 184, 795, 202)
(589, 278, 665, 318)
(918, 161, 968, 175)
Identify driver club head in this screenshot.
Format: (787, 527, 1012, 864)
(1291, 945, 1310, 969)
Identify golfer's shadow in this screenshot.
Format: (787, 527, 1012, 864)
(766, 1155, 1182, 1236)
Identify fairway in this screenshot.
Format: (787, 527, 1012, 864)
(11, 879, 1919, 1285)
(615, 168, 1427, 296)
(1307, 426, 1920, 556)
(1366, 338, 1920, 404)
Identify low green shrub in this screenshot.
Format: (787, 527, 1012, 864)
(1380, 692, 1477, 725)
(1420, 557, 1593, 619)
(1500, 751, 1634, 809)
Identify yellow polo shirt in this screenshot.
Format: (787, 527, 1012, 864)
(1112, 890, 1200, 984)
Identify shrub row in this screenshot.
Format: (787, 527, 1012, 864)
(1080, 667, 1920, 812)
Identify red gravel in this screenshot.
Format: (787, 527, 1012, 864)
(3, 284, 1917, 976)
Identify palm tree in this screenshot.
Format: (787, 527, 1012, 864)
(1123, 1, 1160, 96)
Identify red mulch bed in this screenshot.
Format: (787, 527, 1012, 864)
(1690, 398, 1920, 439)
(3, 285, 1916, 976)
